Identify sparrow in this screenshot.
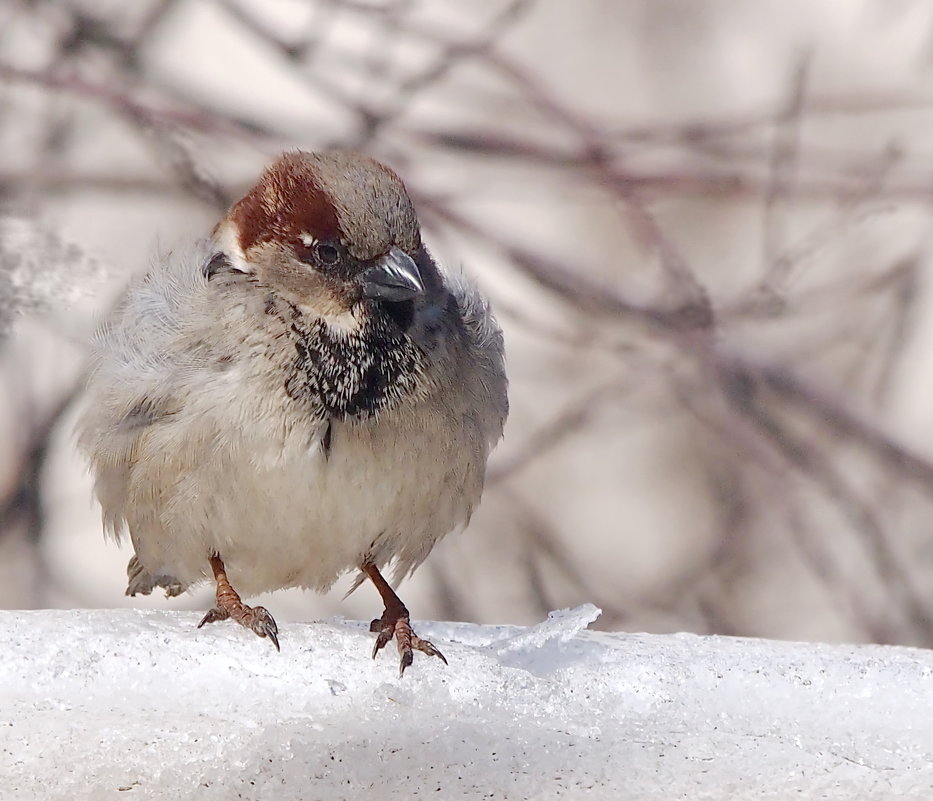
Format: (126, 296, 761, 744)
(78, 150, 508, 675)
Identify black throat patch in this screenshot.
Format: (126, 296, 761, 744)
(284, 305, 425, 420)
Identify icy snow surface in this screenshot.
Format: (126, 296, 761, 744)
(2, 604, 932, 800)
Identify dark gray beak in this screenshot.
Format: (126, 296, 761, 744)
(361, 246, 424, 302)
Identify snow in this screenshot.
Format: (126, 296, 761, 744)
(1, 604, 932, 800)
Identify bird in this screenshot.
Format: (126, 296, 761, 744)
(78, 150, 508, 675)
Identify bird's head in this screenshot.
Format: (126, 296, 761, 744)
(212, 150, 427, 322)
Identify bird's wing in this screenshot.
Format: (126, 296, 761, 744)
(445, 272, 509, 446)
(77, 242, 215, 539)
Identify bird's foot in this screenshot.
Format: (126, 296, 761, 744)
(199, 602, 279, 651)
(370, 609, 447, 677)
(197, 554, 279, 651)
(362, 561, 446, 676)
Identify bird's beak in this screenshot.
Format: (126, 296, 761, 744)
(361, 246, 425, 302)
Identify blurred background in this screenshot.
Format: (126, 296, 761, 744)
(3, 0, 933, 646)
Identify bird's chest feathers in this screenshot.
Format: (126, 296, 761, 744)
(283, 309, 426, 420)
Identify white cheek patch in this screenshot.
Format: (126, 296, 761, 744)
(213, 222, 254, 274)
(299, 232, 317, 247)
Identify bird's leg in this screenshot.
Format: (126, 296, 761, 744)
(363, 562, 447, 676)
(197, 554, 279, 651)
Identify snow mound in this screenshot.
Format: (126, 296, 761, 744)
(1, 605, 932, 800)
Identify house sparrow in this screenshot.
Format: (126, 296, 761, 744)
(78, 150, 508, 675)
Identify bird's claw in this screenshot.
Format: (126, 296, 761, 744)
(370, 617, 394, 659)
(250, 606, 280, 652)
(198, 603, 280, 652)
(411, 633, 447, 665)
(370, 614, 446, 677)
(198, 607, 229, 627)
(238, 605, 279, 651)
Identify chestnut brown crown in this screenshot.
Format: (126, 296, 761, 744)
(227, 151, 420, 258)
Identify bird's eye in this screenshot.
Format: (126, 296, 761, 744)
(315, 242, 341, 266)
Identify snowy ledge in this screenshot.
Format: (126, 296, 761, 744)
(2, 605, 932, 800)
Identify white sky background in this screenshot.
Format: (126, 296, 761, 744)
(3, 605, 933, 800)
